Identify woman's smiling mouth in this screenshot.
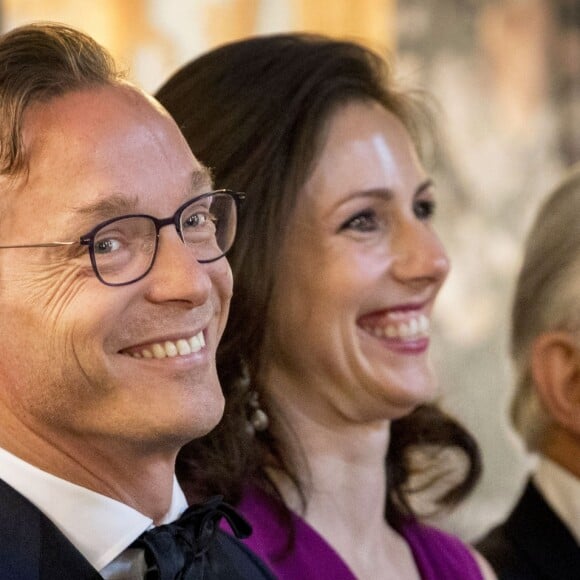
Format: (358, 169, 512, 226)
(360, 313, 429, 340)
(358, 306, 432, 354)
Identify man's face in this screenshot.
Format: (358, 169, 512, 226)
(0, 86, 232, 456)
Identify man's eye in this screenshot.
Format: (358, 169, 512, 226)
(94, 238, 122, 254)
(413, 199, 436, 220)
(184, 212, 211, 228)
(341, 210, 378, 232)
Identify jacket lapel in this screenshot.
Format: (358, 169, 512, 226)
(506, 481, 580, 580)
(0, 478, 102, 579)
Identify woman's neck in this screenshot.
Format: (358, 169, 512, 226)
(266, 398, 419, 579)
(276, 412, 388, 516)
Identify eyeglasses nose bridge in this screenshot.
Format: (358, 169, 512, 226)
(149, 217, 192, 279)
(173, 211, 185, 243)
(155, 214, 185, 244)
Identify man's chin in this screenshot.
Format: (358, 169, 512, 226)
(178, 393, 226, 442)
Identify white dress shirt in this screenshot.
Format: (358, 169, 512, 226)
(0, 445, 188, 572)
(534, 455, 580, 544)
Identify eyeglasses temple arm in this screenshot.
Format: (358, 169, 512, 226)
(0, 241, 77, 249)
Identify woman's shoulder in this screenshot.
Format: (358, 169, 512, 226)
(400, 520, 492, 579)
(226, 485, 357, 580)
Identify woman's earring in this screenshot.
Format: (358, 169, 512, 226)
(247, 390, 269, 433)
(239, 361, 269, 435)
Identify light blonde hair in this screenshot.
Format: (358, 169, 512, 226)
(510, 162, 580, 450)
(0, 22, 123, 177)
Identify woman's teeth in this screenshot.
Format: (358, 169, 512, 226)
(362, 314, 429, 340)
(127, 331, 206, 359)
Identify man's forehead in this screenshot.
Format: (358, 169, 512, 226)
(18, 83, 210, 199)
(25, 83, 136, 124)
(22, 84, 182, 164)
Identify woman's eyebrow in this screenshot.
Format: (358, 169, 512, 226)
(346, 188, 395, 202)
(348, 179, 434, 202)
(415, 178, 434, 196)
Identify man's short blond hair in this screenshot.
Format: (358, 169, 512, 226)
(0, 22, 124, 177)
(510, 163, 580, 450)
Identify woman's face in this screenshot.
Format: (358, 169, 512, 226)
(262, 100, 450, 424)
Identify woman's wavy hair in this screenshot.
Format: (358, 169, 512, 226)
(156, 33, 481, 528)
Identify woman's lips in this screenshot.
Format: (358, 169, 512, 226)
(358, 308, 431, 354)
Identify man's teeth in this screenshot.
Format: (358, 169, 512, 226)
(363, 314, 429, 340)
(129, 331, 206, 359)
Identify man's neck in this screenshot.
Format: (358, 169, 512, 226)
(0, 408, 178, 521)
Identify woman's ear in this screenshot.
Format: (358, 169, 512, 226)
(531, 331, 580, 436)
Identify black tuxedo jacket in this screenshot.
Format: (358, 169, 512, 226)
(476, 480, 580, 580)
(0, 478, 275, 580)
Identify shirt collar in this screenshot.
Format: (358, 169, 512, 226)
(0, 445, 188, 571)
(534, 455, 580, 544)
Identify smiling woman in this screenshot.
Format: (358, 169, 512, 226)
(156, 34, 492, 579)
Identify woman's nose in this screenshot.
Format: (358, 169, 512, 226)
(391, 221, 450, 286)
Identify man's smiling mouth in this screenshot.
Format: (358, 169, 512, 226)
(121, 330, 206, 359)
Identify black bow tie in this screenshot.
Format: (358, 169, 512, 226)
(132, 496, 251, 580)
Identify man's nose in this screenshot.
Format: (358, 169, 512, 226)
(144, 227, 212, 305)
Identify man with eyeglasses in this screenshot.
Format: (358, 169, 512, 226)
(0, 23, 273, 580)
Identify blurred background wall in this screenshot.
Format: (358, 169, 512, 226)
(3, 0, 579, 541)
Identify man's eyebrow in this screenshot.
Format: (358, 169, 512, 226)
(72, 194, 139, 221)
(192, 165, 214, 193)
(70, 167, 215, 222)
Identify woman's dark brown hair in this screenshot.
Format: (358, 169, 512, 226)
(156, 33, 481, 528)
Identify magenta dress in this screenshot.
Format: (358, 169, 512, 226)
(225, 485, 483, 579)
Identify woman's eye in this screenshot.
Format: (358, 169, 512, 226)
(413, 199, 436, 220)
(341, 210, 379, 233)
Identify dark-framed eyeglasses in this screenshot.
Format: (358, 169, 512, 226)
(0, 189, 245, 286)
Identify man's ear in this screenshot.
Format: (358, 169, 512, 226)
(531, 331, 580, 436)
